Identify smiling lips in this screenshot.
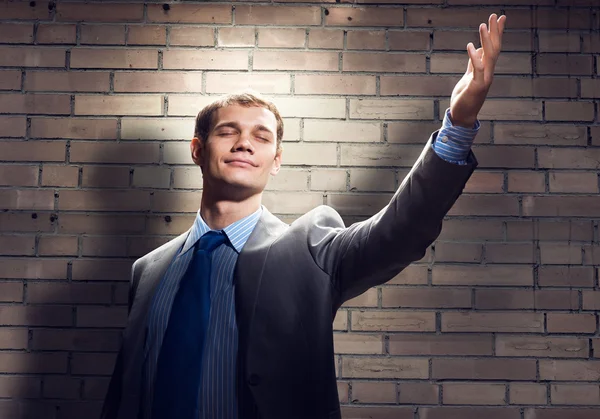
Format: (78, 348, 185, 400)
(225, 158, 256, 167)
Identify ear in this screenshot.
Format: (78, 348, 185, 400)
(190, 137, 203, 167)
(270, 149, 282, 176)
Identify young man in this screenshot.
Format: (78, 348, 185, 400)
(102, 14, 506, 419)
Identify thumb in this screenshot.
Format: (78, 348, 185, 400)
(467, 43, 484, 82)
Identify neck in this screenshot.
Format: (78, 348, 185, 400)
(200, 190, 262, 231)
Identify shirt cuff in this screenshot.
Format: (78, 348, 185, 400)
(432, 108, 480, 165)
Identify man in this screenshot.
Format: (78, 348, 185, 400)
(102, 14, 506, 419)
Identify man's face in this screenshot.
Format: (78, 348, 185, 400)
(191, 104, 282, 198)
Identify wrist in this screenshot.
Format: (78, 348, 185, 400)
(448, 111, 477, 129)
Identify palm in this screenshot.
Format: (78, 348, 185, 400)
(450, 14, 506, 128)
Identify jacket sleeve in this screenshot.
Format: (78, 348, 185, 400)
(307, 133, 477, 306)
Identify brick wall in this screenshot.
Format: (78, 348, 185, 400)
(0, 0, 599, 418)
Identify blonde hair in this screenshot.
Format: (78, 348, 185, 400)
(194, 91, 284, 151)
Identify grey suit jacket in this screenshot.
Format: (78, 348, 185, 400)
(101, 135, 477, 419)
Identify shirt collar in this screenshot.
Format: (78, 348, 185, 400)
(180, 206, 263, 255)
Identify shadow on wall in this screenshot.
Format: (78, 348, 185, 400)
(15, 134, 200, 419)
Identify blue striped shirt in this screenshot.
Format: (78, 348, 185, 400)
(433, 108, 480, 164)
(142, 207, 262, 419)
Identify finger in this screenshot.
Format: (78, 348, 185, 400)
(467, 43, 484, 82)
(489, 13, 499, 49)
(497, 15, 507, 47)
(479, 22, 494, 61)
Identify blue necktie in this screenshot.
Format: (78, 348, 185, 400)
(151, 231, 227, 419)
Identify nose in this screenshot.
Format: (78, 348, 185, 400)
(232, 131, 254, 154)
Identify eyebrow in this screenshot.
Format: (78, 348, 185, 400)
(213, 121, 274, 136)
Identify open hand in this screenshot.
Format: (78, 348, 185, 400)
(450, 13, 507, 128)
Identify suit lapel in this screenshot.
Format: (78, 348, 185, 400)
(234, 207, 287, 351)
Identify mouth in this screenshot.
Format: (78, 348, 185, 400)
(225, 158, 256, 167)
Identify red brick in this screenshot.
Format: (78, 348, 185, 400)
(382, 287, 471, 308)
(308, 29, 343, 49)
(56, 3, 142, 22)
(495, 124, 587, 146)
(343, 52, 425, 72)
(545, 101, 595, 122)
(81, 25, 125, 45)
(38, 235, 78, 256)
(475, 289, 533, 310)
(70, 142, 159, 164)
(205, 72, 289, 94)
(0, 165, 38, 187)
(507, 8, 590, 30)
(381, 75, 458, 97)
(388, 31, 430, 50)
(114, 71, 203, 93)
(132, 166, 170, 189)
(28, 282, 111, 304)
(26, 70, 109, 92)
(56, 3, 144, 22)
(433, 265, 532, 286)
(525, 408, 600, 419)
(295, 74, 375, 95)
(83, 235, 126, 257)
(442, 312, 544, 333)
(127, 25, 166, 46)
(31, 329, 120, 352)
(0, 376, 41, 398)
(127, 237, 170, 258)
(0, 328, 28, 349)
(434, 30, 533, 52)
(76, 307, 128, 328)
(350, 381, 395, 403)
(0, 400, 56, 418)
(0, 282, 23, 302)
(148, 4, 230, 24)
(75, 94, 162, 116)
(58, 190, 150, 211)
(0, 190, 55, 211)
(506, 220, 592, 242)
(547, 313, 597, 334)
(169, 27, 214, 47)
(497, 336, 589, 358)
(438, 219, 503, 241)
(486, 243, 535, 263)
(448, 195, 520, 216)
(0, 47, 65, 67)
(398, 382, 438, 404)
(351, 310, 435, 332)
(464, 172, 503, 193)
(41, 165, 78, 188)
(333, 333, 383, 355)
(0, 213, 54, 233)
(407, 8, 500, 28)
(389, 334, 492, 356)
(71, 48, 157, 69)
(0, 306, 71, 326)
(540, 243, 583, 265)
(433, 358, 537, 380)
(236, 5, 319, 25)
(43, 376, 80, 400)
(443, 383, 506, 405)
(258, 28, 304, 48)
(540, 360, 600, 381)
(510, 383, 548, 405)
(508, 171, 546, 193)
(523, 196, 600, 217)
(254, 50, 337, 71)
(487, 77, 577, 98)
(342, 356, 428, 379)
(71, 353, 117, 375)
(36, 24, 77, 44)
(326, 6, 403, 26)
(0, 93, 70, 115)
(59, 214, 145, 235)
(581, 79, 600, 99)
(539, 148, 600, 169)
(472, 146, 536, 169)
(81, 166, 129, 188)
(477, 100, 543, 120)
(163, 50, 247, 70)
(0, 23, 33, 43)
(539, 266, 595, 287)
(0, 1, 52, 20)
(583, 33, 600, 53)
(71, 259, 131, 281)
(583, 291, 600, 310)
(539, 31, 581, 53)
(551, 384, 600, 405)
(0, 353, 67, 374)
(538, 54, 593, 75)
(422, 407, 521, 419)
(340, 406, 413, 419)
(0, 70, 21, 90)
(347, 30, 385, 50)
(387, 265, 428, 285)
(31, 118, 117, 139)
